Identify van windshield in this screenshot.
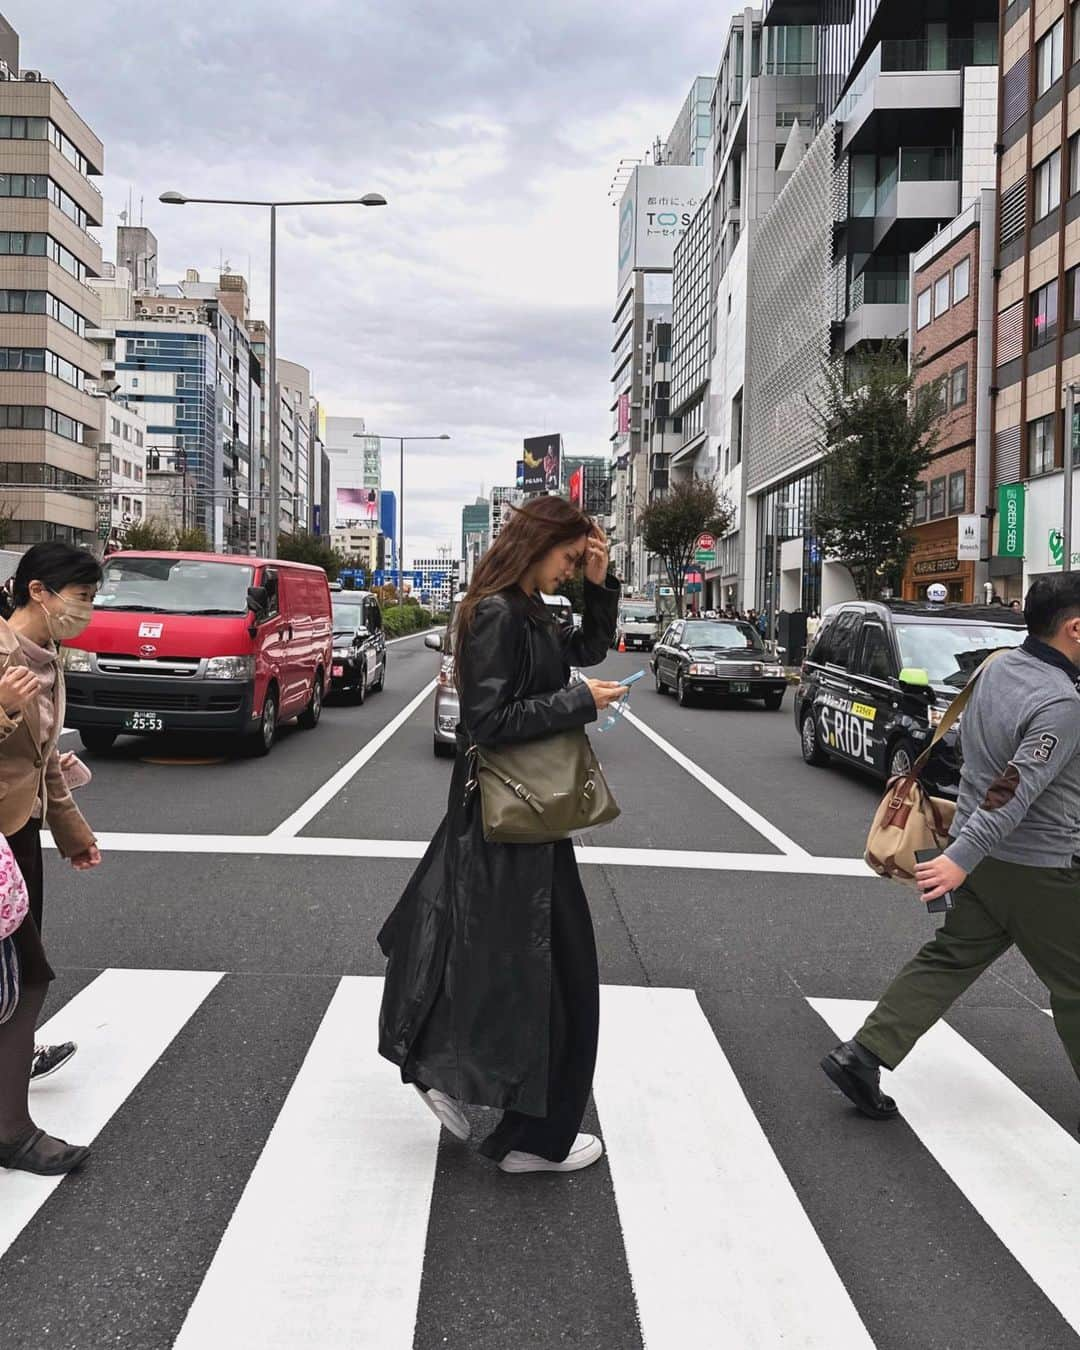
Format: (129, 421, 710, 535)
(893, 621, 1026, 688)
(96, 557, 255, 616)
(620, 606, 659, 624)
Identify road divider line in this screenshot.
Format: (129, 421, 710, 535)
(595, 986, 875, 1349)
(0, 968, 223, 1257)
(811, 997, 1080, 1334)
(270, 679, 437, 838)
(621, 707, 808, 857)
(43, 829, 875, 875)
(173, 977, 436, 1350)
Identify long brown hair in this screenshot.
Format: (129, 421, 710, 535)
(455, 495, 592, 687)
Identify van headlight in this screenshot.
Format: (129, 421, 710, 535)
(61, 647, 92, 673)
(205, 656, 255, 680)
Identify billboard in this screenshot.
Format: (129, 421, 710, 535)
(616, 164, 709, 295)
(336, 486, 379, 525)
(569, 466, 583, 507)
(522, 434, 562, 494)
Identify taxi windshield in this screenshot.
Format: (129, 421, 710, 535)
(332, 605, 366, 632)
(96, 557, 254, 616)
(893, 622, 1026, 688)
(682, 621, 763, 651)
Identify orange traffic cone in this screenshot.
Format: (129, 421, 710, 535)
(618, 635, 626, 654)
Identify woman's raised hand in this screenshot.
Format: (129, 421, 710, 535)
(585, 679, 627, 712)
(583, 522, 610, 586)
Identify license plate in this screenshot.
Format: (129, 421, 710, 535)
(730, 682, 751, 694)
(123, 712, 164, 733)
(332, 664, 344, 677)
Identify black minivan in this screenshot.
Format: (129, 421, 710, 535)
(794, 600, 1026, 795)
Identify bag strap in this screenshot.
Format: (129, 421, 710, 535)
(911, 646, 1008, 776)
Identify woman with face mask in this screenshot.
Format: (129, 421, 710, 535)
(0, 542, 102, 1176)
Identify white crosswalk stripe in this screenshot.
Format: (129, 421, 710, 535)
(4, 972, 1079, 1348)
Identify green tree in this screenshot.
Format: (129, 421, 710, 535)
(0, 500, 15, 548)
(638, 479, 735, 617)
(810, 341, 944, 600)
(276, 529, 344, 580)
(174, 526, 211, 552)
(121, 519, 174, 551)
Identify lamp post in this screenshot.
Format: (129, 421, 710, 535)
(356, 433, 451, 606)
(159, 189, 387, 556)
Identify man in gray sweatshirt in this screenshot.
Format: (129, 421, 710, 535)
(822, 573, 1080, 1123)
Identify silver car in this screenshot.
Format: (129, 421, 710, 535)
(427, 591, 465, 757)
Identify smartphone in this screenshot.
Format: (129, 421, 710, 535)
(914, 848, 954, 914)
(619, 670, 646, 687)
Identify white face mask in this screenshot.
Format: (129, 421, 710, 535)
(38, 590, 94, 641)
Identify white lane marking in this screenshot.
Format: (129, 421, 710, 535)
(271, 679, 437, 837)
(42, 829, 876, 875)
(0, 968, 222, 1256)
(621, 707, 808, 857)
(595, 986, 874, 1349)
(173, 977, 436, 1350)
(811, 998, 1080, 1332)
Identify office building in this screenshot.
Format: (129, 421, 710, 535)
(332, 523, 380, 572)
(325, 415, 381, 530)
(461, 496, 490, 558)
(0, 27, 105, 550)
(100, 396, 147, 550)
(277, 358, 311, 535)
(744, 0, 998, 618)
(414, 551, 460, 611)
(380, 488, 396, 567)
(490, 483, 522, 540)
(663, 76, 715, 168)
(563, 455, 610, 517)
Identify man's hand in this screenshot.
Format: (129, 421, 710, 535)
(585, 679, 627, 712)
(914, 854, 966, 903)
(0, 666, 38, 717)
(583, 522, 610, 586)
(69, 845, 101, 872)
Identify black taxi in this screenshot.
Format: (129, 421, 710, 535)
(330, 591, 387, 702)
(652, 617, 789, 708)
(794, 600, 1026, 795)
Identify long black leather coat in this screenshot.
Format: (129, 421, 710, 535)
(377, 576, 619, 1116)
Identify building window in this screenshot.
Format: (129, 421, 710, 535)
(1074, 0, 1080, 63)
(121, 460, 132, 478)
(1031, 280, 1059, 348)
(1037, 18, 1065, 95)
(929, 476, 946, 519)
(934, 273, 950, 318)
(1029, 414, 1056, 474)
(111, 455, 120, 473)
(951, 364, 968, 407)
(917, 288, 932, 328)
(952, 257, 971, 304)
(110, 417, 120, 435)
(1068, 266, 1080, 329)
(913, 482, 928, 523)
(133, 499, 143, 519)
(1035, 149, 1062, 220)
(948, 471, 967, 514)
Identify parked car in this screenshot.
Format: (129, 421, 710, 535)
(652, 617, 788, 708)
(330, 591, 387, 701)
(794, 599, 1027, 795)
(427, 590, 465, 757)
(616, 599, 663, 652)
(62, 551, 332, 757)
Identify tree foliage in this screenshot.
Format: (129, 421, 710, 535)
(810, 341, 943, 600)
(275, 529, 344, 579)
(174, 526, 211, 552)
(637, 479, 735, 617)
(119, 519, 175, 551)
(0, 500, 16, 549)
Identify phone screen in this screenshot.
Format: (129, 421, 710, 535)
(619, 670, 646, 686)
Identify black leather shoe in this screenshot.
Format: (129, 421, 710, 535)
(821, 1040, 899, 1120)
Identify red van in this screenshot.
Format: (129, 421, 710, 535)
(61, 551, 332, 757)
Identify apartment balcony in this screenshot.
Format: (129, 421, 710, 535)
(841, 271, 911, 351)
(874, 176, 960, 252)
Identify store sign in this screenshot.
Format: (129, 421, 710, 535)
(1047, 529, 1080, 569)
(913, 557, 960, 577)
(956, 514, 981, 562)
(97, 444, 113, 541)
(997, 483, 1025, 558)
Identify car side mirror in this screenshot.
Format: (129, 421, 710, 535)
(356, 626, 370, 641)
(425, 633, 443, 652)
(898, 667, 930, 688)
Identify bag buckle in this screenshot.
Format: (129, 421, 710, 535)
(583, 777, 596, 799)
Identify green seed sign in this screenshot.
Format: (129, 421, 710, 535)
(997, 483, 1025, 558)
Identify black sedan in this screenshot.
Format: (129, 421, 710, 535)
(331, 594, 387, 702)
(652, 618, 788, 709)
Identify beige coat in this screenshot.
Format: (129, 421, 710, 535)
(0, 617, 95, 857)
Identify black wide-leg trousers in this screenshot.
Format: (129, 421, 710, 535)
(479, 841, 600, 1164)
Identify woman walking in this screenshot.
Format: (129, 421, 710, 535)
(378, 497, 626, 1173)
(0, 542, 102, 1176)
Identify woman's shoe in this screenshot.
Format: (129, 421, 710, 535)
(0, 1127, 90, 1175)
(498, 1133, 603, 1174)
(414, 1085, 471, 1141)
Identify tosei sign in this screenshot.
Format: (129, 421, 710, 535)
(616, 164, 709, 293)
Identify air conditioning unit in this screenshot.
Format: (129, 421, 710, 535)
(21, 70, 42, 82)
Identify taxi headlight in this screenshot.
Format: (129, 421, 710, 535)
(333, 647, 353, 658)
(205, 655, 255, 680)
(688, 662, 716, 676)
(60, 647, 92, 673)
(763, 664, 785, 677)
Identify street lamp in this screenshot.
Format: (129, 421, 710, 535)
(355, 432, 451, 606)
(159, 189, 387, 556)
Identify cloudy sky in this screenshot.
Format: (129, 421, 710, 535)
(8, 0, 731, 558)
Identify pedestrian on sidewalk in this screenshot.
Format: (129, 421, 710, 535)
(0, 543, 102, 1177)
(822, 573, 1080, 1126)
(378, 496, 625, 1174)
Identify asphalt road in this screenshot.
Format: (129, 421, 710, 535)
(1, 629, 1078, 1350)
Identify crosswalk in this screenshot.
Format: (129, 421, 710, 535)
(2, 971, 1078, 1350)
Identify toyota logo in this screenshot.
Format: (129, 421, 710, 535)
(140, 644, 157, 657)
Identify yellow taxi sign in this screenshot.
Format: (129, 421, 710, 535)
(851, 702, 877, 721)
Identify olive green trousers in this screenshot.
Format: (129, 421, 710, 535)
(857, 856, 1080, 1082)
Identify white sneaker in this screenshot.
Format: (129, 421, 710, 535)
(498, 1133, 603, 1175)
(414, 1085, 471, 1141)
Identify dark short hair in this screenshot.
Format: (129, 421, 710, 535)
(12, 542, 103, 608)
(1023, 573, 1080, 638)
